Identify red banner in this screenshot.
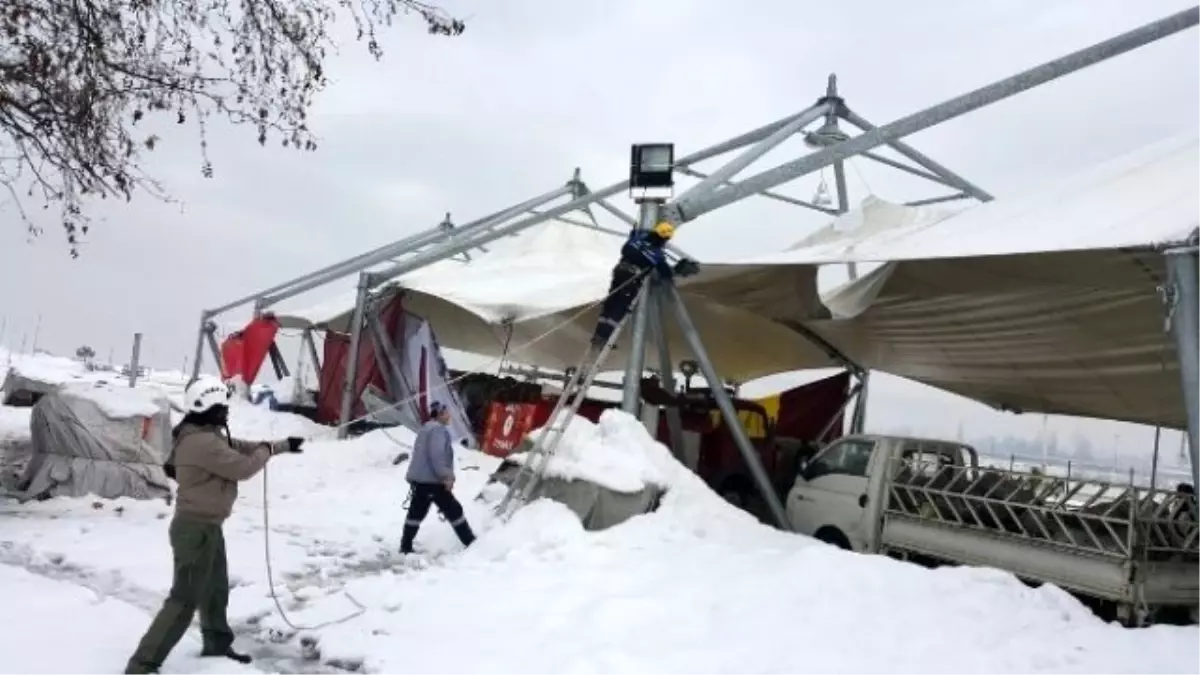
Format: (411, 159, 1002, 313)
(219, 315, 280, 384)
(481, 402, 538, 457)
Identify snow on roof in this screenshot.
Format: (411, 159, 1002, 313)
(275, 219, 626, 330)
(5, 351, 92, 387)
(60, 381, 169, 418)
(719, 131, 1199, 266)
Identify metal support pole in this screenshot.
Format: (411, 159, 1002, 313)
(336, 274, 373, 438)
(675, 102, 829, 205)
(904, 193, 973, 207)
(367, 307, 414, 411)
(673, 107, 829, 168)
(303, 329, 322, 374)
(661, 281, 791, 528)
(668, 7, 1198, 224)
(1164, 241, 1199, 488)
(259, 185, 574, 309)
(816, 380, 863, 445)
(203, 328, 222, 375)
(621, 286, 652, 416)
(128, 333, 143, 388)
(1150, 426, 1162, 491)
(621, 202, 659, 414)
(840, 109, 994, 203)
(851, 371, 870, 434)
(675, 166, 840, 215)
(370, 182, 630, 286)
(268, 343, 290, 379)
(188, 314, 208, 383)
(649, 284, 686, 458)
(859, 151, 953, 187)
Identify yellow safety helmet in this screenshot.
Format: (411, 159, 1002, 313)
(653, 221, 676, 240)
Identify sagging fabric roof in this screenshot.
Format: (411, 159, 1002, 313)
(698, 132, 1198, 428)
(275, 132, 1198, 427)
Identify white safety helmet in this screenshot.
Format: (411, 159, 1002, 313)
(184, 376, 231, 414)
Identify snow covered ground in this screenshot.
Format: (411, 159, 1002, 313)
(0, 380, 1196, 673)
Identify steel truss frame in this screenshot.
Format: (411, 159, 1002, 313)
(188, 8, 1198, 505)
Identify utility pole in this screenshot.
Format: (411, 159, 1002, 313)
(128, 333, 143, 388)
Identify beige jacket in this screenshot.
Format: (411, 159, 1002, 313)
(171, 423, 285, 524)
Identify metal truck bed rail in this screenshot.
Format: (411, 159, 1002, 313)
(884, 457, 1198, 563)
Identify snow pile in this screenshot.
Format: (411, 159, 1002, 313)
(61, 381, 169, 418)
(0, 404, 1196, 674)
(512, 409, 671, 493)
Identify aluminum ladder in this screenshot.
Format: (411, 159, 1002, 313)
(493, 282, 647, 518)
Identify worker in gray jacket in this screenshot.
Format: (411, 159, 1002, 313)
(401, 400, 475, 554)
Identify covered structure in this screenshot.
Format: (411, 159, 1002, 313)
(695, 133, 1198, 431)
(313, 286, 476, 445)
(12, 383, 173, 502)
(188, 8, 1200, 525)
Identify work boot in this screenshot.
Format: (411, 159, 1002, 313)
(201, 630, 253, 665)
(399, 524, 420, 554)
(453, 521, 476, 547)
(124, 661, 159, 674)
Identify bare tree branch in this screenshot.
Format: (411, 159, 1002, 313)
(0, 0, 465, 256)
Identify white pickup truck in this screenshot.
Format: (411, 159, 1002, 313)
(786, 433, 1199, 626)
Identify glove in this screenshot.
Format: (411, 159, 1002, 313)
(673, 258, 700, 277)
(163, 462, 177, 480)
(284, 437, 305, 454)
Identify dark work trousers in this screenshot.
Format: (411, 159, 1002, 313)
(592, 264, 644, 346)
(400, 481, 476, 554)
(125, 518, 234, 674)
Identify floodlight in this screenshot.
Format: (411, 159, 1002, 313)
(630, 143, 675, 190)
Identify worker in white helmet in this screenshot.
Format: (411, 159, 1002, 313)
(124, 376, 303, 674)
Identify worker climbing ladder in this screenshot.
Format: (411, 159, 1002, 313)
(493, 281, 649, 518)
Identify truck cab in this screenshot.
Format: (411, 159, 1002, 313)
(786, 434, 977, 551)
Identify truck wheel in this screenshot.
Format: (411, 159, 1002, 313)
(814, 527, 851, 550)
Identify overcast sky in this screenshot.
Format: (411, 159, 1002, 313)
(1, 0, 1197, 460)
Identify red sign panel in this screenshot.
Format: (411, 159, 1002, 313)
(481, 402, 538, 458)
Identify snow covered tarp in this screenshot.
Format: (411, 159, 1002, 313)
(1, 354, 92, 406)
(480, 410, 667, 531)
(13, 383, 173, 502)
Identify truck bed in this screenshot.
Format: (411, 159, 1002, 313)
(881, 459, 1199, 612)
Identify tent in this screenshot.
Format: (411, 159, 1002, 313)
(13, 383, 173, 502)
(276, 132, 1196, 431)
(700, 132, 1199, 429)
(316, 288, 476, 446)
(275, 212, 837, 383)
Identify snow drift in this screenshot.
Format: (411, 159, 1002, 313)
(477, 410, 673, 531)
(0, 391, 1195, 674)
